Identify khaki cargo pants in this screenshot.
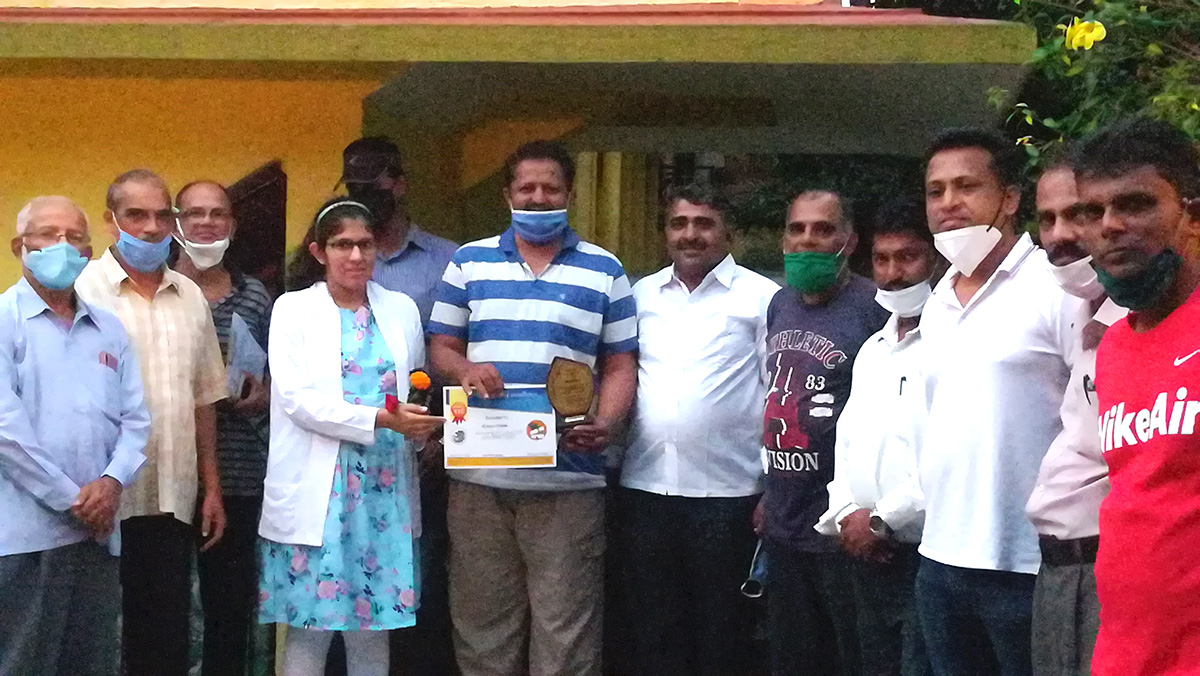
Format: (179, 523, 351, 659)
(448, 480, 605, 676)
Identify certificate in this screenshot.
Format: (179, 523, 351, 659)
(442, 385, 557, 469)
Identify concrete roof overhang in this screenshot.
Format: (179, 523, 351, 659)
(0, 3, 1035, 154)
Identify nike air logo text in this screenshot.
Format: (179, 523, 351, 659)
(1175, 349, 1200, 367)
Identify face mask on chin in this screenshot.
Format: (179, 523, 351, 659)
(933, 225, 1002, 277)
(113, 218, 172, 273)
(1050, 255, 1105, 300)
(174, 233, 231, 271)
(875, 281, 932, 317)
(1095, 248, 1183, 312)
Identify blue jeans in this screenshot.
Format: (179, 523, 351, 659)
(915, 557, 1035, 676)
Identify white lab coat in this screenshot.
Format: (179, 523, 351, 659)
(258, 281, 424, 547)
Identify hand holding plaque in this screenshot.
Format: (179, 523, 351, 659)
(546, 357, 595, 428)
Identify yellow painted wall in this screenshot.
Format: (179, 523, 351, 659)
(0, 69, 381, 285)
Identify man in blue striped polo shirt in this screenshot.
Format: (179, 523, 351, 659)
(428, 140, 638, 676)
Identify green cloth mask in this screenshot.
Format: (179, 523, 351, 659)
(1095, 248, 1183, 311)
(784, 250, 843, 294)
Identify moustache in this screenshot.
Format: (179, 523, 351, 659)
(521, 203, 558, 212)
(1047, 241, 1089, 265)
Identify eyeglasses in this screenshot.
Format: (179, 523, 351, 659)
(24, 229, 90, 248)
(178, 207, 233, 223)
(117, 207, 179, 225)
(326, 238, 377, 254)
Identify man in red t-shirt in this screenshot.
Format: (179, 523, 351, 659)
(1075, 117, 1200, 675)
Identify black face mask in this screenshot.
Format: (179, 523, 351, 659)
(347, 184, 396, 231)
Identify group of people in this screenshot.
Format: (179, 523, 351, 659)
(0, 115, 1197, 676)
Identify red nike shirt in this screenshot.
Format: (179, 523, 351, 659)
(1093, 286, 1200, 675)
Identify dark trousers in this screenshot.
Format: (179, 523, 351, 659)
(619, 488, 759, 676)
(916, 557, 1035, 676)
(199, 495, 262, 676)
(389, 467, 458, 676)
(0, 541, 121, 676)
(603, 475, 629, 676)
(850, 545, 930, 676)
(766, 542, 861, 676)
(121, 514, 194, 676)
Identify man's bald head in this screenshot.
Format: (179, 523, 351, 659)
(11, 195, 93, 262)
(792, 190, 855, 234)
(106, 169, 171, 212)
(16, 196, 89, 237)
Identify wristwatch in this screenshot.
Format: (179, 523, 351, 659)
(868, 513, 894, 540)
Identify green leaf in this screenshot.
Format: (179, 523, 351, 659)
(1146, 43, 1163, 56)
(1067, 63, 1087, 76)
(1042, 117, 1060, 129)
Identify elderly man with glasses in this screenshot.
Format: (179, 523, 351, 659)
(0, 195, 151, 676)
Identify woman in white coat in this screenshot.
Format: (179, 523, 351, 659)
(257, 198, 444, 676)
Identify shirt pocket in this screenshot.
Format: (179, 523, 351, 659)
(715, 310, 760, 369)
(84, 353, 125, 433)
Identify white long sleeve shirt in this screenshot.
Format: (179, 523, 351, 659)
(1025, 299, 1126, 540)
(621, 255, 780, 497)
(918, 234, 1086, 574)
(816, 313, 925, 543)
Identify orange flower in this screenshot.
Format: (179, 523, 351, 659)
(409, 370, 431, 390)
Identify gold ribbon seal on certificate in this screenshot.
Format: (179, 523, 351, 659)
(546, 357, 594, 427)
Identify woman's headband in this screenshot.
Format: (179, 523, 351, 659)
(315, 200, 371, 225)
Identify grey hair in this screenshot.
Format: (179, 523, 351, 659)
(15, 196, 90, 236)
(792, 189, 856, 234)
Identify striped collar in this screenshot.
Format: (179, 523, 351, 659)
(498, 226, 581, 260)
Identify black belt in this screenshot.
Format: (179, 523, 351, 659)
(1039, 535, 1099, 566)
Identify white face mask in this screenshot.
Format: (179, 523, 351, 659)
(875, 281, 932, 318)
(174, 234, 230, 271)
(933, 225, 1002, 277)
(1049, 255, 1105, 300)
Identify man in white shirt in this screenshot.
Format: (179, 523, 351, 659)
(620, 184, 779, 676)
(816, 197, 938, 676)
(1025, 160, 1124, 676)
(916, 129, 1085, 676)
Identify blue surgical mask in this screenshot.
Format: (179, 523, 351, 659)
(510, 208, 569, 245)
(113, 219, 171, 273)
(22, 242, 88, 290)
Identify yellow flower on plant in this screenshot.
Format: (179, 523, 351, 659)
(1065, 17, 1107, 51)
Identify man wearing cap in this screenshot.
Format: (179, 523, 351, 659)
(340, 137, 459, 675)
(341, 137, 459, 326)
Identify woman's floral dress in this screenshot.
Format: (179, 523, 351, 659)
(258, 305, 419, 631)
